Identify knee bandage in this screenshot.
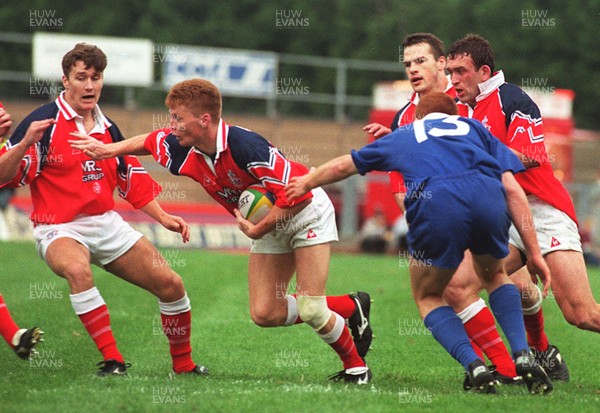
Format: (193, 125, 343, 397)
(522, 284, 543, 315)
(296, 295, 331, 331)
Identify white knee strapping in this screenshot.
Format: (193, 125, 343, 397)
(456, 298, 487, 324)
(296, 295, 331, 331)
(522, 284, 543, 315)
(284, 295, 299, 326)
(159, 293, 191, 315)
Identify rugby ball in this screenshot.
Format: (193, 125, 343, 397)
(237, 184, 276, 224)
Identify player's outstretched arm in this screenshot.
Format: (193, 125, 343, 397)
(139, 199, 190, 243)
(0, 119, 55, 185)
(285, 154, 358, 200)
(502, 171, 551, 295)
(69, 132, 150, 159)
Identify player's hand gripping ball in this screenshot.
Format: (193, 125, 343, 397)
(237, 184, 276, 224)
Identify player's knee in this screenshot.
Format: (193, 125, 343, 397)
(250, 305, 281, 327)
(563, 306, 595, 330)
(563, 309, 584, 329)
(61, 262, 93, 288)
(156, 272, 185, 302)
(296, 295, 331, 331)
(442, 284, 471, 309)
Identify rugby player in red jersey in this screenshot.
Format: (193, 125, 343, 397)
(0, 44, 208, 376)
(0, 103, 44, 360)
(444, 33, 599, 380)
(71, 78, 373, 384)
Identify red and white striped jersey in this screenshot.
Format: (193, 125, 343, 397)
(457, 71, 577, 224)
(0, 93, 159, 224)
(144, 119, 313, 215)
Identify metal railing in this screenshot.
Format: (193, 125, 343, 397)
(0, 31, 404, 122)
(277, 52, 401, 121)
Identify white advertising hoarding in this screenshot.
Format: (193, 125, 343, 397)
(372, 81, 413, 111)
(33, 32, 154, 86)
(161, 45, 277, 98)
(525, 88, 574, 120)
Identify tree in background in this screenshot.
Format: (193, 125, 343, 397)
(0, 0, 597, 129)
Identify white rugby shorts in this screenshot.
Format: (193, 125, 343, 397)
(251, 187, 338, 254)
(508, 195, 582, 255)
(33, 210, 144, 266)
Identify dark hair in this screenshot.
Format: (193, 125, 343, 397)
(415, 92, 458, 118)
(166, 78, 222, 121)
(447, 34, 495, 72)
(61, 43, 107, 77)
(402, 33, 446, 60)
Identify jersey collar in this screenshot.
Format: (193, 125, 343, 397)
(476, 70, 505, 103)
(191, 118, 229, 161)
(56, 91, 111, 134)
(214, 118, 229, 161)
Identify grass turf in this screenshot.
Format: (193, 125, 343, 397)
(1, 241, 599, 412)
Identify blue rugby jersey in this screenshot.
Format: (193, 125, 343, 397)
(351, 113, 524, 203)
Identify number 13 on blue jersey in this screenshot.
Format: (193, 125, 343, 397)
(414, 116, 470, 143)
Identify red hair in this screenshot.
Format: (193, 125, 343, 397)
(415, 93, 458, 118)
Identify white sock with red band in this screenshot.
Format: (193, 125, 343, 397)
(318, 313, 365, 370)
(284, 294, 299, 326)
(70, 287, 123, 363)
(159, 293, 195, 373)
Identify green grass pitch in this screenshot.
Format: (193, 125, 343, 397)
(1, 241, 599, 412)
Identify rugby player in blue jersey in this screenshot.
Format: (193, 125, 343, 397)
(286, 92, 553, 394)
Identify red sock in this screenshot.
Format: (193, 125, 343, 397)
(523, 309, 549, 352)
(326, 295, 356, 319)
(292, 294, 356, 323)
(162, 311, 195, 373)
(470, 339, 485, 361)
(0, 294, 20, 346)
(320, 313, 365, 369)
(78, 305, 124, 363)
(464, 307, 516, 377)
